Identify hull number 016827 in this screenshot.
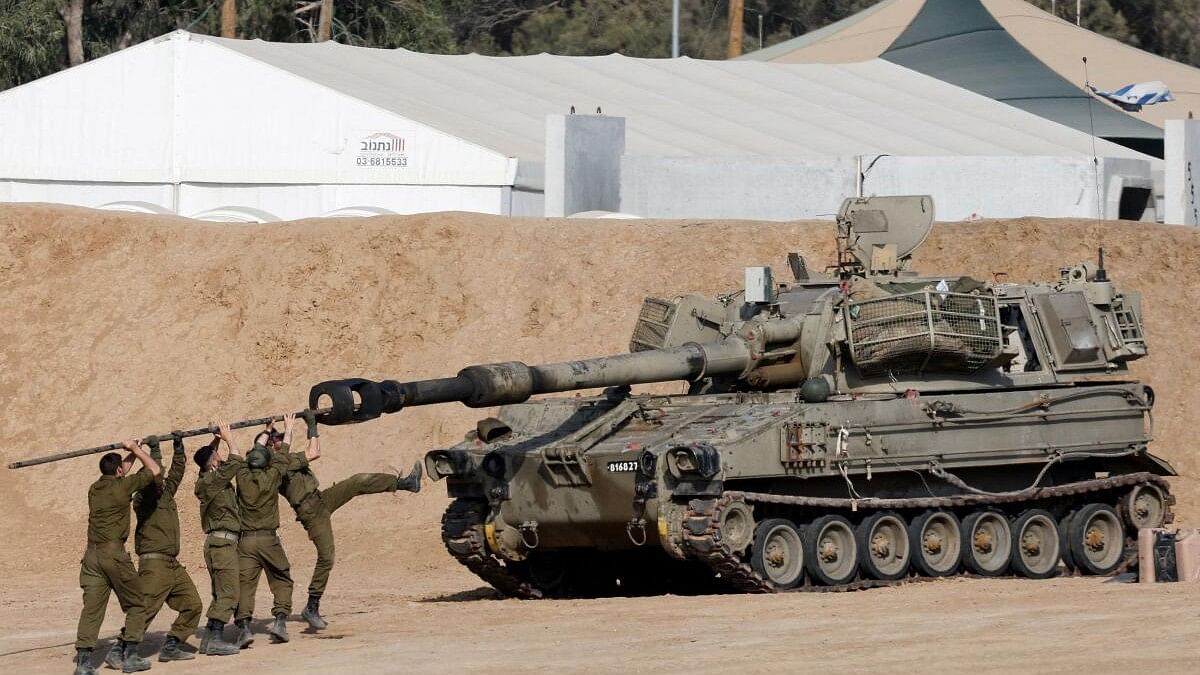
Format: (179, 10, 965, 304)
(606, 460, 639, 473)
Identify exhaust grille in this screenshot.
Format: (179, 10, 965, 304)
(630, 297, 677, 352)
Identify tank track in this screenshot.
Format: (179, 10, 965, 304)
(440, 499, 543, 599)
(682, 472, 1173, 594)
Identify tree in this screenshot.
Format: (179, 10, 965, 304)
(0, 0, 1195, 92)
(0, 0, 66, 88)
(221, 0, 235, 37)
(317, 0, 333, 42)
(62, 0, 84, 65)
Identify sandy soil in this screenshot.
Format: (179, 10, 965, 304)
(1, 205, 1198, 673)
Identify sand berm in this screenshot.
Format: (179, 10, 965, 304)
(0, 205, 1198, 673)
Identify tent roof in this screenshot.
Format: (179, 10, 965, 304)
(744, 0, 1198, 140)
(196, 32, 1146, 161)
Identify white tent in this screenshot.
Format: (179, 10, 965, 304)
(0, 30, 1152, 221)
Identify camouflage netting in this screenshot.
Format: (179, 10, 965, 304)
(846, 277, 1001, 376)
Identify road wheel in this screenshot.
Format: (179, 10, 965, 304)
(855, 512, 910, 581)
(804, 515, 858, 586)
(716, 500, 755, 554)
(1058, 511, 1077, 573)
(1069, 503, 1125, 575)
(749, 519, 805, 589)
(1121, 484, 1168, 531)
(908, 510, 962, 577)
(521, 551, 571, 597)
(1011, 509, 1060, 579)
(961, 509, 1012, 576)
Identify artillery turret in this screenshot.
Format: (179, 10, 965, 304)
(307, 195, 1173, 596)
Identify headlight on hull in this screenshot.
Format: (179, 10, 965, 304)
(665, 444, 721, 480)
(481, 451, 507, 479)
(425, 449, 472, 480)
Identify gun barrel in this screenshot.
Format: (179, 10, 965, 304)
(313, 318, 804, 426)
(401, 339, 754, 409)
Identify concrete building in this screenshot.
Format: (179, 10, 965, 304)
(0, 30, 1159, 222)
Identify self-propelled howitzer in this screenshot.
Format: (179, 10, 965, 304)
(311, 196, 1174, 596)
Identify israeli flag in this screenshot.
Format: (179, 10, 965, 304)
(1089, 80, 1175, 112)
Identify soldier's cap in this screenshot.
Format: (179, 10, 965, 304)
(194, 445, 215, 470)
(193, 437, 219, 469)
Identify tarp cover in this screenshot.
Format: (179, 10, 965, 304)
(880, 0, 1161, 141)
(744, 0, 1198, 145)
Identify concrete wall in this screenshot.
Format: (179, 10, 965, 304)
(544, 114, 625, 217)
(621, 155, 1156, 222)
(620, 157, 857, 220)
(863, 156, 1154, 222)
(1164, 119, 1200, 226)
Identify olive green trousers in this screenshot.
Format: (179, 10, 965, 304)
(299, 472, 397, 598)
(76, 546, 148, 649)
(203, 536, 240, 623)
(235, 532, 293, 619)
(139, 557, 202, 642)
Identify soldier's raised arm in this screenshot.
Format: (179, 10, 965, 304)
(123, 438, 161, 478)
(162, 431, 188, 496)
(217, 421, 239, 459)
(303, 409, 320, 462)
(281, 412, 296, 449)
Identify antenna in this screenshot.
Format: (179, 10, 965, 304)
(1082, 57, 1104, 223)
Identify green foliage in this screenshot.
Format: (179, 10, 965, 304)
(1027, 0, 1135, 47)
(0, 0, 66, 90)
(509, 0, 737, 59)
(0, 0, 1195, 91)
(1108, 0, 1200, 68)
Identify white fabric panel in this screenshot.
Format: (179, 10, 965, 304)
(0, 29, 1152, 196)
(211, 32, 1148, 161)
(0, 39, 176, 182)
(177, 36, 513, 185)
(0, 180, 507, 219)
(0, 180, 176, 210)
(176, 183, 506, 220)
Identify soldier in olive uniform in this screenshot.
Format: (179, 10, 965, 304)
(73, 440, 161, 675)
(278, 409, 422, 630)
(192, 424, 244, 655)
(233, 413, 315, 645)
(123, 433, 204, 664)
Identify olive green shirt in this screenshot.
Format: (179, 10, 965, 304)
(87, 468, 154, 546)
(235, 450, 291, 531)
(132, 444, 187, 557)
(278, 443, 320, 510)
(195, 455, 243, 534)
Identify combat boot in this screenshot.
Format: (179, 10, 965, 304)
(396, 461, 423, 493)
(302, 595, 328, 630)
(73, 648, 97, 675)
(199, 620, 240, 656)
(233, 618, 254, 648)
(157, 636, 195, 662)
(103, 640, 124, 670)
(120, 642, 150, 673)
(268, 612, 289, 643)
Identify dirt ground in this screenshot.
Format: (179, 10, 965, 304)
(1, 205, 1199, 673)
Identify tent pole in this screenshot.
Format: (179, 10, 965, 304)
(672, 0, 680, 58)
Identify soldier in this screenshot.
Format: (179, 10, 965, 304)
(121, 433, 204, 665)
(192, 424, 244, 655)
(233, 413, 316, 646)
(73, 440, 161, 675)
(278, 409, 422, 630)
